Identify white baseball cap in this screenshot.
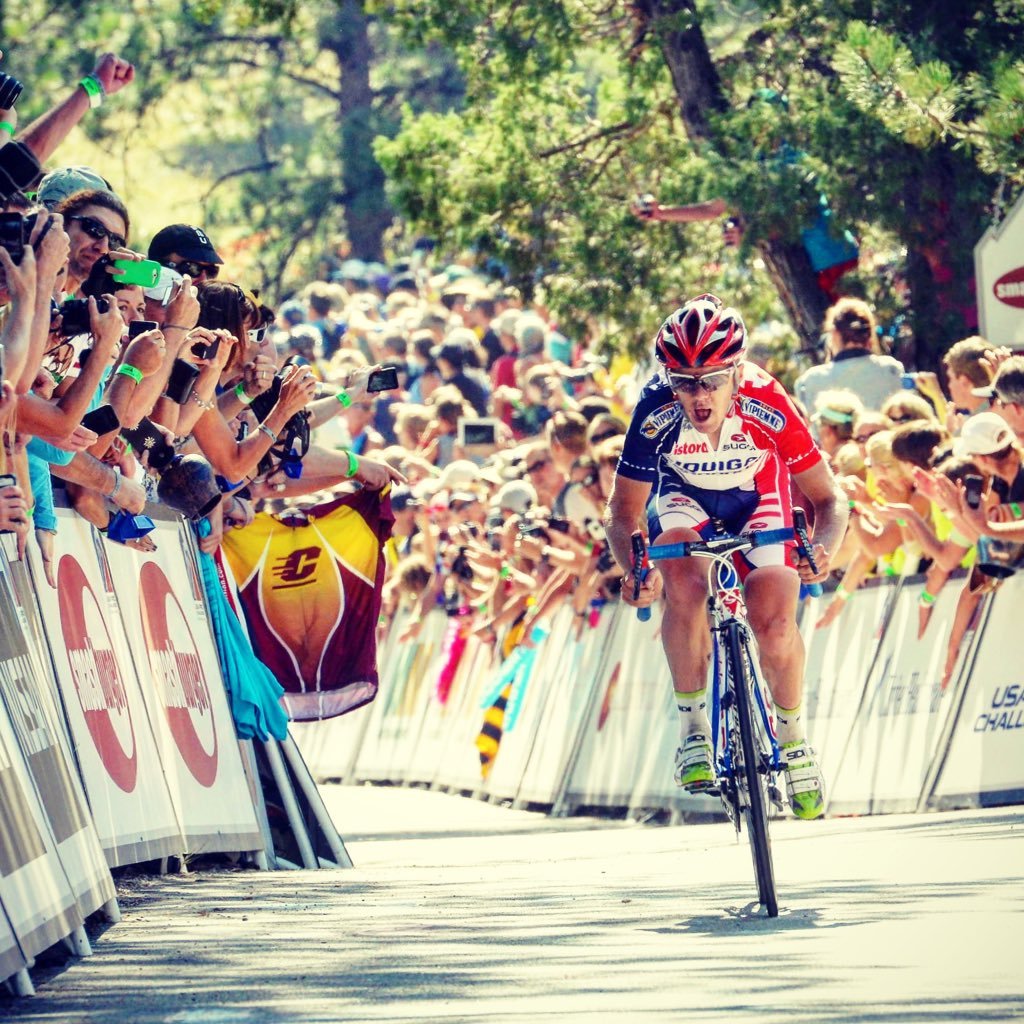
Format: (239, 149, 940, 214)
(954, 412, 1016, 457)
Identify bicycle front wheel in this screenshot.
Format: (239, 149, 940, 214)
(726, 622, 778, 918)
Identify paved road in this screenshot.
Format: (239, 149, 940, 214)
(4, 786, 1023, 1023)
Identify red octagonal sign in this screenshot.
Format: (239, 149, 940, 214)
(994, 266, 1024, 309)
(57, 555, 137, 793)
(138, 562, 219, 787)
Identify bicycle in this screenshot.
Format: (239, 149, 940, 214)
(630, 510, 819, 918)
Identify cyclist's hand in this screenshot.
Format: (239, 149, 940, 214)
(620, 563, 662, 608)
(796, 543, 830, 584)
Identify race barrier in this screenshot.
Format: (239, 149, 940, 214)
(0, 502, 348, 996)
(296, 570, 1024, 822)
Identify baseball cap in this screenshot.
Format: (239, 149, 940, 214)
(36, 166, 110, 208)
(389, 485, 418, 512)
(494, 479, 536, 515)
(438, 459, 481, 492)
(148, 224, 223, 265)
(954, 412, 1016, 457)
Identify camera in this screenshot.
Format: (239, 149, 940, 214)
(0, 212, 29, 264)
(0, 74, 24, 110)
(963, 474, 984, 511)
(0, 141, 39, 201)
(458, 416, 498, 448)
(635, 193, 655, 217)
(366, 366, 400, 393)
(58, 297, 110, 336)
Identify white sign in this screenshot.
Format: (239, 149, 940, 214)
(975, 188, 1024, 348)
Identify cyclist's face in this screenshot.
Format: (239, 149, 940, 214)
(669, 364, 739, 433)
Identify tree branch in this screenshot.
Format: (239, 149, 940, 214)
(536, 120, 636, 159)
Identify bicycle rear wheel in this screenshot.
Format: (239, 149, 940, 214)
(725, 622, 778, 918)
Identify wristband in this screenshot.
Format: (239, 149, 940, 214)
(0, 122, 14, 137)
(108, 471, 121, 499)
(192, 391, 215, 411)
(848, 499, 857, 510)
(919, 589, 936, 606)
(835, 584, 851, 602)
(163, 324, 191, 332)
(234, 382, 253, 406)
(499, 565, 511, 580)
(1012, 502, 1022, 519)
(116, 363, 144, 384)
(257, 424, 278, 444)
(79, 74, 104, 109)
(336, 390, 352, 408)
(896, 518, 907, 527)
(344, 448, 359, 478)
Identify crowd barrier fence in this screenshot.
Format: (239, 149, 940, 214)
(0, 507, 282, 994)
(295, 570, 1023, 822)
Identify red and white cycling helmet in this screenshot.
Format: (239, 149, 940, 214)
(654, 294, 747, 370)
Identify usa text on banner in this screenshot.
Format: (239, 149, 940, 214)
(222, 489, 393, 721)
(828, 578, 965, 815)
(104, 518, 264, 857)
(928, 573, 1024, 809)
(0, 549, 115, 920)
(30, 509, 185, 868)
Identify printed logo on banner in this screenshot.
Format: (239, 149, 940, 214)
(994, 266, 1024, 309)
(138, 562, 219, 787)
(975, 684, 1024, 732)
(57, 555, 138, 793)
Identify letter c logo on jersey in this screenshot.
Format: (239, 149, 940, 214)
(640, 402, 679, 439)
(741, 397, 786, 432)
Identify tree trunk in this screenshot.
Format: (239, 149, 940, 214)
(645, 0, 830, 352)
(322, 0, 392, 263)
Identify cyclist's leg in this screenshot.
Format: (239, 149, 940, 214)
(648, 487, 715, 788)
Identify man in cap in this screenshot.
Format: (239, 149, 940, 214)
(148, 223, 223, 285)
(36, 165, 111, 208)
(974, 355, 1024, 442)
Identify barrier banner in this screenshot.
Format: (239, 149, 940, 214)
(352, 611, 447, 784)
(0, 902, 27, 991)
(0, 549, 115, 919)
(221, 490, 392, 721)
(799, 579, 898, 788)
(104, 518, 264, 856)
(0, 669, 82, 962)
(928, 574, 1024, 808)
(31, 510, 184, 867)
(828, 578, 963, 815)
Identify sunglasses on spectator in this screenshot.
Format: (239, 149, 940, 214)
(854, 433, 878, 443)
(589, 430, 619, 445)
(68, 215, 125, 251)
(247, 326, 267, 344)
(667, 367, 735, 395)
(526, 458, 550, 474)
(166, 259, 219, 280)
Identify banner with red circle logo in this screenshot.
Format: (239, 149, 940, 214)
(30, 512, 184, 867)
(104, 520, 262, 855)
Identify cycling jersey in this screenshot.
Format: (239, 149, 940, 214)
(618, 363, 823, 563)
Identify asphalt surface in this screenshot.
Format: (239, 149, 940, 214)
(3, 786, 1023, 1023)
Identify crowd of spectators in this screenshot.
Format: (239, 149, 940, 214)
(0, 50, 1020, 698)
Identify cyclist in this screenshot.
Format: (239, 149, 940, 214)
(605, 295, 849, 819)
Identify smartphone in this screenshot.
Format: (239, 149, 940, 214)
(366, 366, 400, 393)
(963, 474, 985, 510)
(143, 265, 183, 306)
(458, 417, 499, 448)
(164, 358, 200, 404)
(121, 418, 175, 471)
(128, 319, 159, 340)
(192, 336, 220, 360)
(0, 141, 40, 198)
(0, 212, 27, 264)
(80, 404, 121, 435)
(112, 258, 161, 288)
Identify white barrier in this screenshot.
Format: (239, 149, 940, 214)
(928, 573, 1024, 809)
(298, 567, 1023, 824)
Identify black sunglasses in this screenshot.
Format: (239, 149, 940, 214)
(589, 430, 619, 445)
(68, 215, 125, 251)
(167, 259, 219, 280)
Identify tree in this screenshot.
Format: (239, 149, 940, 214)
(374, 0, 1024, 363)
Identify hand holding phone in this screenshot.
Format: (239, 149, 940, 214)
(128, 319, 159, 340)
(457, 417, 499, 448)
(366, 366, 400, 393)
(963, 474, 985, 510)
(112, 258, 161, 288)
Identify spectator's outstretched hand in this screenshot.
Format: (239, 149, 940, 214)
(352, 455, 407, 491)
(0, 478, 27, 533)
(31, 212, 69, 287)
(92, 53, 135, 96)
(110, 473, 146, 514)
(164, 275, 200, 336)
(120, 325, 166, 377)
